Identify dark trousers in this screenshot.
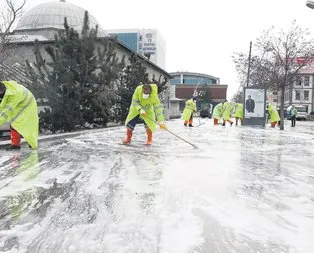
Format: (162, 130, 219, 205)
(126, 115, 147, 130)
(291, 116, 296, 127)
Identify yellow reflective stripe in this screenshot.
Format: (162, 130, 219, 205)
(131, 99, 140, 107)
(142, 105, 151, 111)
(156, 112, 163, 118)
(10, 95, 34, 124)
(0, 111, 8, 119)
(5, 104, 14, 112)
(154, 105, 163, 110)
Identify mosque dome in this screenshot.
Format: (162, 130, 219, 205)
(15, 0, 108, 37)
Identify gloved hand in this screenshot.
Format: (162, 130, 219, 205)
(139, 109, 146, 116)
(159, 122, 167, 130)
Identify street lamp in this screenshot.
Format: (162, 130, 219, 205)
(246, 41, 252, 87)
(306, 0, 314, 9)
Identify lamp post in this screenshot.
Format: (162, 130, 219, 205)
(306, 0, 314, 9)
(246, 41, 252, 87)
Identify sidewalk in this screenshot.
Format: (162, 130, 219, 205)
(0, 123, 122, 148)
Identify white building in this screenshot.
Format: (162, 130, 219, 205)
(278, 67, 314, 113)
(106, 29, 166, 69)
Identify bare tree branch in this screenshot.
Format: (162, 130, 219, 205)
(233, 21, 314, 130)
(0, 0, 26, 59)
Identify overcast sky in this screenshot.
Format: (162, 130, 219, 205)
(3, 0, 314, 98)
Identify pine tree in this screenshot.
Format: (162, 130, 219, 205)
(27, 11, 124, 132)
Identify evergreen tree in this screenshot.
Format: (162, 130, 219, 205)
(27, 11, 124, 132)
(115, 54, 149, 123)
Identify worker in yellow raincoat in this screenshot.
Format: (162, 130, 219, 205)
(0, 81, 38, 150)
(212, 102, 224, 125)
(122, 83, 167, 145)
(267, 103, 280, 128)
(222, 100, 234, 126)
(182, 97, 197, 127)
(233, 103, 243, 126)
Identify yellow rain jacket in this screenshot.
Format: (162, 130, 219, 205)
(125, 84, 164, 132)
(222, 102, 233, 121)
(233, 103, 243, 119)
(213, 103, 223, 119)
(0, 81, 39, 148)
(267, 104, 280, 123)
(182, 99, 197, 121)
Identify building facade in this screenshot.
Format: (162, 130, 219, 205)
(285, 68, 314, 113)
(107, 29, 166, 69)
(169, 72, 227, 111)
(273, 67, 314, 114)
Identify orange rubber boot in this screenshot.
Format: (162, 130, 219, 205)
(145, 128, 152, 145)
(11, 128, 21, 147)
(122, 128, 132, 144)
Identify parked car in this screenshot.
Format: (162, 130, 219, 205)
(286, 105, 307, 120)
(200, 108, 212, 118)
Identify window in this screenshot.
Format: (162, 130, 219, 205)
(284, 90, 289, 101)
(296, 77, 302, 86)
(304, 90, 309, 101)
(295, 90, 301, 100)
(304, 76, 310, 86)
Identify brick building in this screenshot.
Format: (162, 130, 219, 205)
(169, 72, 228, 111)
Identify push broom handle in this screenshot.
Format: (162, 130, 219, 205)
(143, 114, 199, 149)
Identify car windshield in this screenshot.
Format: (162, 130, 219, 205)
(295, 107, 306, 112)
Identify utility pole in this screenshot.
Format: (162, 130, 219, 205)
(246, 41, 252, 87)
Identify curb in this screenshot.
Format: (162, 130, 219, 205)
(0, 125, 123, 148)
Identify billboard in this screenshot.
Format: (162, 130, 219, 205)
(243, 88, 266, 126)
(141, 31, 156, 54)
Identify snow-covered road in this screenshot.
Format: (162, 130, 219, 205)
(0, 119, 313, 253)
